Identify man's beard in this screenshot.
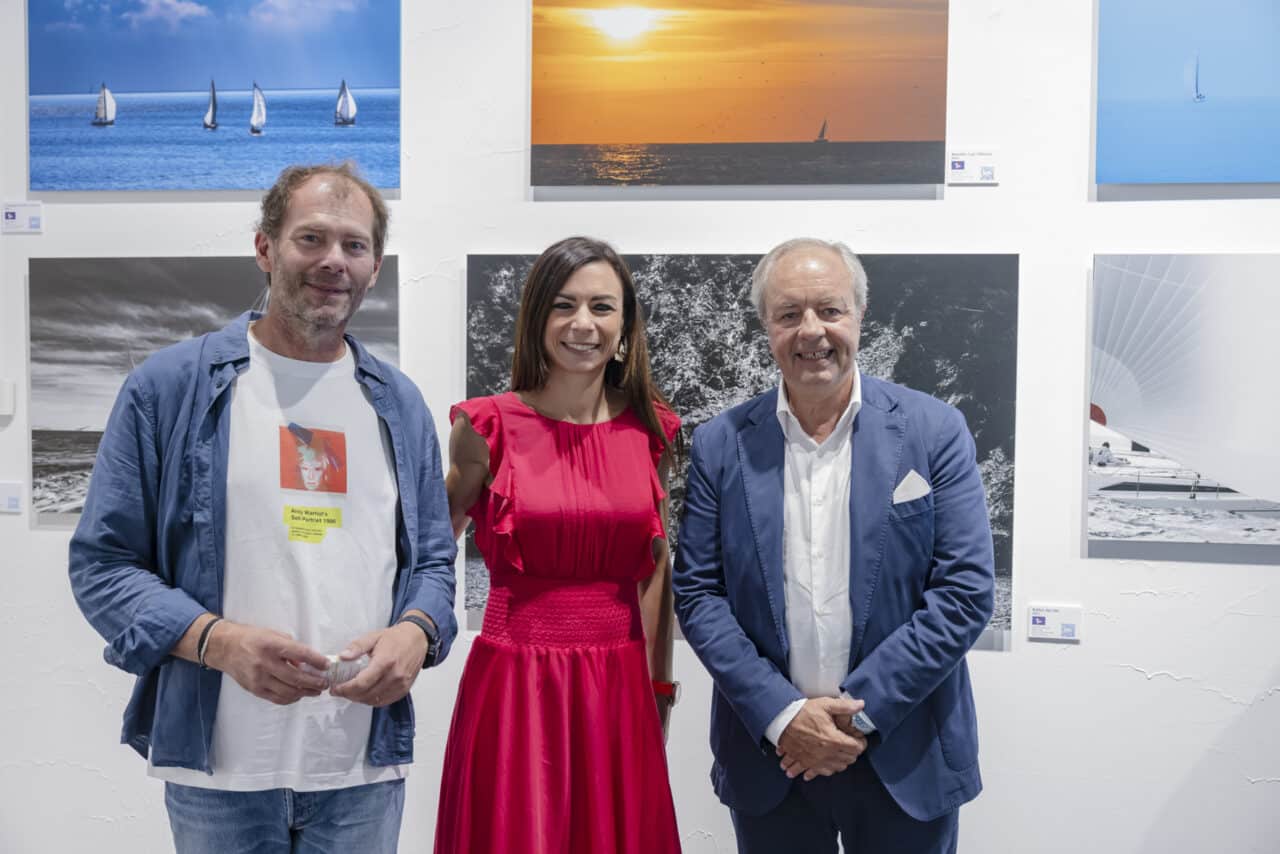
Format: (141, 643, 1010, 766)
(271, 269, 352, 332)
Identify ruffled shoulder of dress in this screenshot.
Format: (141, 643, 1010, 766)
(450, 395, 502, 444)
(451, 394, 523, 573)
(644, 401, 682, 549)
(647, 400, 682, 470)
(653, 400, 682, 442)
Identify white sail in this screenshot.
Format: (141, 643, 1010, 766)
(335, 79, 357, 125)
(203, 79, 217, 129)
(1091, 254, 1280, 503)
(93, 83, 116, 125)
(249, 83, 266, 134)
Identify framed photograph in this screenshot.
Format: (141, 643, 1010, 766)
(531, 1, 948, 194)
(465, 252, 1018, 649)
(1087, 254, 1280, 562)
(1096, 0, 1280, 187)
(27, 256, 399, 526)
(27, 1, 400, 191)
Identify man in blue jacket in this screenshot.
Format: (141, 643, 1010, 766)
(69, 163, 457, 853)
(674, 238, 994, 853)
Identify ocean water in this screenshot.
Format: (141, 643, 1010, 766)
(1097, 96, 1280, 184)
(32, 429, 103, 515)
(531, 141, 943, 186)
(30, 89, 399, 191)
(1089, 494, 1280, 544)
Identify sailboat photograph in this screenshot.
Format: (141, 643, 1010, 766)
(249, 81, 266, 135)
(28, 0, 402, 190)
(1087, 254, 1280, 562)
(91, 82, 116, 126)
(1096, 0, 1279, 185)
(202, 79, 217, 129)
(335, 79, 357, 125)
(813, 118, 829, 143)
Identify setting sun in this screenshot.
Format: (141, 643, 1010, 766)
(581, 7, 665, 41)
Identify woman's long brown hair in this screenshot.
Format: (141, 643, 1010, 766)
(510, 236, 679, 457)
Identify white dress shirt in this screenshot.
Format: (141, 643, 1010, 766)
(764, 373, 876, 745)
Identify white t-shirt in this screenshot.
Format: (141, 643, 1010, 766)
(152, 328, 403, 791)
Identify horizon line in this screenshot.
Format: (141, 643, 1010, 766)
(532, 138, 944, 146)
(31, 86, 400, 98)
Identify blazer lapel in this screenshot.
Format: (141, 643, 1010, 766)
(848, 378, 905, 665)
(737, 393, 790, 659)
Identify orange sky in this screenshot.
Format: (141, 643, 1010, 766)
(532, 0, 948, 145)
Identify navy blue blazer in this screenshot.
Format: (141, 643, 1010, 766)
(673, 376, 994, 821)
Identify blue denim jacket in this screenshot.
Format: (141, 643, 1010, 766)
(68, 312, 458, 772)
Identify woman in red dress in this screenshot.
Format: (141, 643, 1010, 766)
(436, 237, 683, 853)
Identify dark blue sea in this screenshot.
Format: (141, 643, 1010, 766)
(29, 89, 399, 191)
(531, 141, 943, 186)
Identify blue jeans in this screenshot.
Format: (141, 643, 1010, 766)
(165, 779, 405, 854)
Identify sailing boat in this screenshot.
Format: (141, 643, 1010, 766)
(202, 79, 218, 130)
(334, 79, 357, 126)
(249, 82, 266, 135)
(1090, 254, 1280, 508)
(813, 118, 829, 143)
(91, 82, 116, 126)
(1193, 53, 1206, 103)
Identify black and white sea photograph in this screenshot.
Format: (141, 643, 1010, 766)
(466, 253, 1018, 648)
(28, 256, 398, 526)
(1087, 254, 1280, 563)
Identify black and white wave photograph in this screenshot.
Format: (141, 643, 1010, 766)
(28, 256, 398, 526)
(466, 253, 1018, 648)
(1087, 254, 1280, 563)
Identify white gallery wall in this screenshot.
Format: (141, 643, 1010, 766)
(2, 1, 1278, 852)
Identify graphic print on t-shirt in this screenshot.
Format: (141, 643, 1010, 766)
(280, 424, 347, 543)
(279, 423, 348, 494)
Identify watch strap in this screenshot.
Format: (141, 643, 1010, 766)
(652, 679, 681, 705)
(397, 614, 439, 669)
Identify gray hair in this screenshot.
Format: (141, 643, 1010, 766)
(750, 238, 868, 321)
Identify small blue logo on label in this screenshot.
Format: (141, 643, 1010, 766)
(28, 217, 41, 229)
(1061, 623, 1076, 638)
(950, 160, 965, 170)
(3, 211, 15, 221)
(1031, 615, 1046, 626)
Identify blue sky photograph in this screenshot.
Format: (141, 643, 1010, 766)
(29, 0, 400, 94)
(1096, 0, 1280, 184)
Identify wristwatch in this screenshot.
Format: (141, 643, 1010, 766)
(652, 680, 681, 706)
(397, 614, 441, 669)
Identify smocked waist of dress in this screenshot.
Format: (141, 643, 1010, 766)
(481, 575, 643, 647)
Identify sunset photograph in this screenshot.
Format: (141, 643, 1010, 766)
(531, 0, 949, 187)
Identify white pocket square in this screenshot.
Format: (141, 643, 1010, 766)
(892, 469, 931, 504)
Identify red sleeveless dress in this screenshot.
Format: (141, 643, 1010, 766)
(434, 392, 683, 854)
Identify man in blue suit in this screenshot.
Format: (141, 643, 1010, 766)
(674, 238, 994, 853)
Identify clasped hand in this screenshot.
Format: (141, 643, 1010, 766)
(207, 621, 427, 707)
(776, 697, 869, 782)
